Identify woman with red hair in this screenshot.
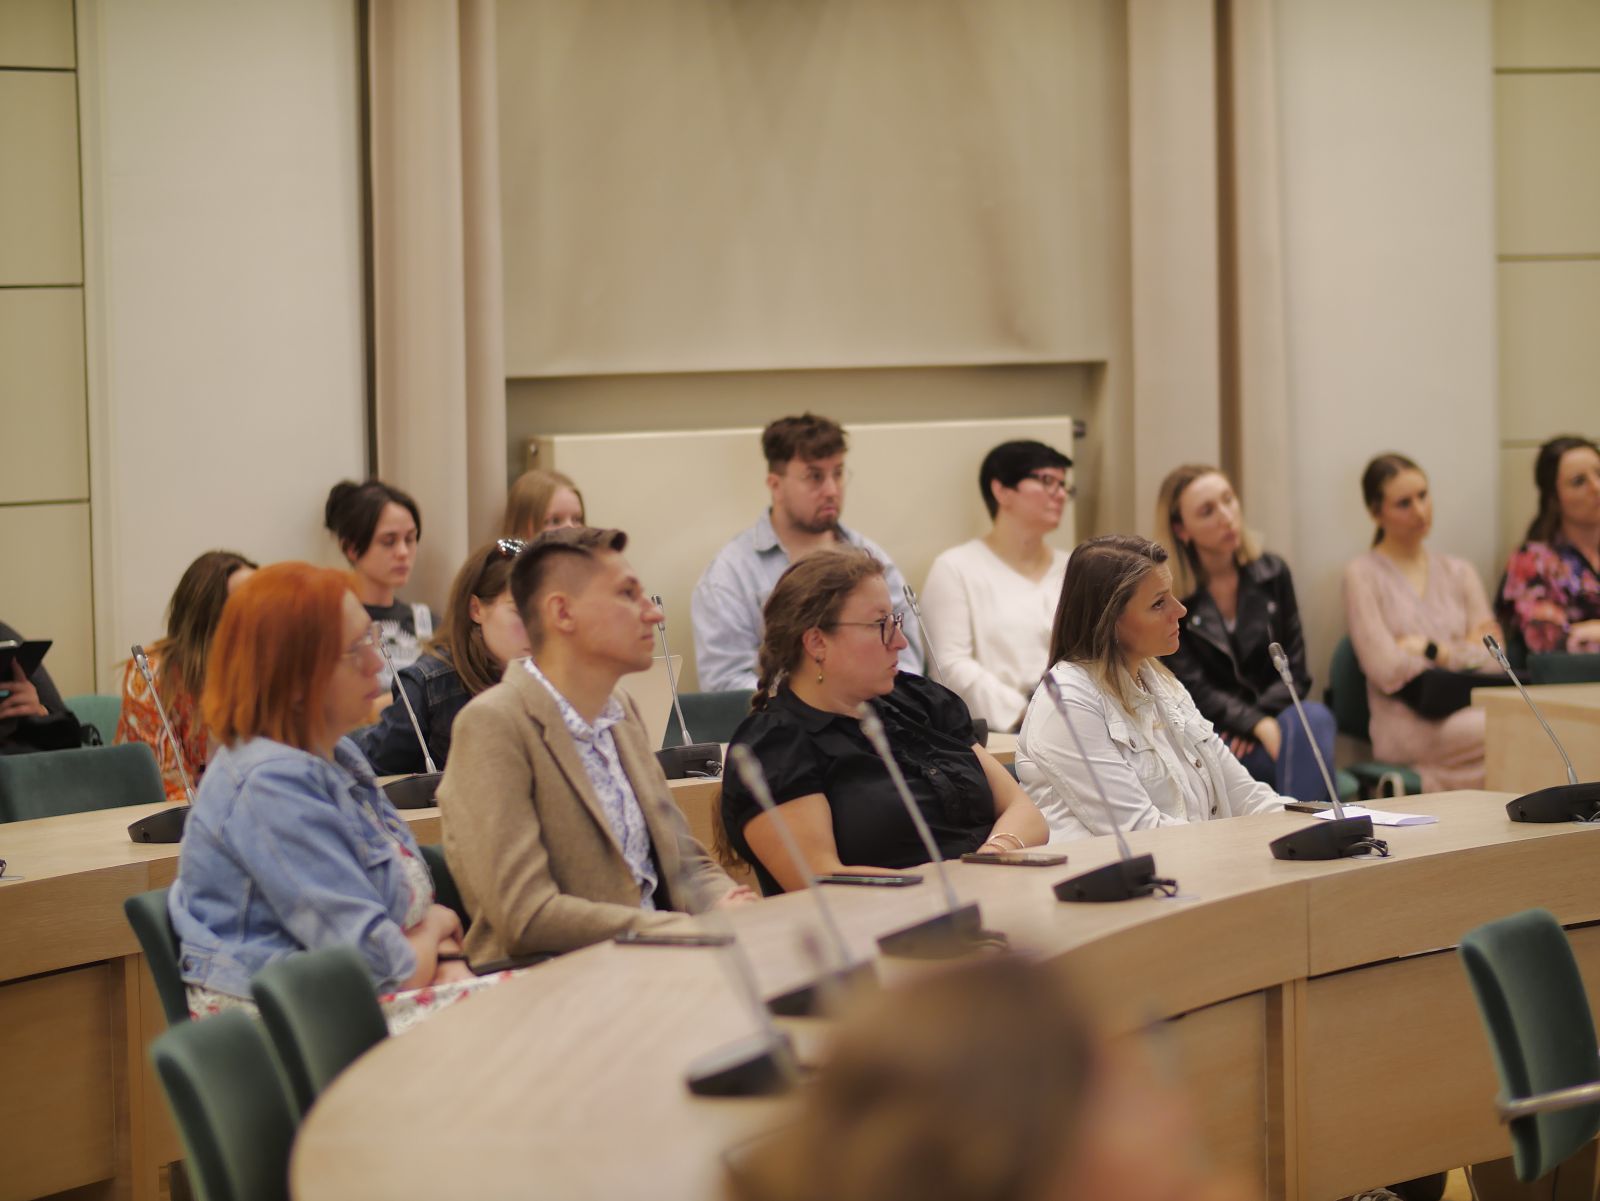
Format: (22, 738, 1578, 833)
(167, 562, 503, 1031)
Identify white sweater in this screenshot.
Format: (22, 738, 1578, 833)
(919, 539, 1069, 731)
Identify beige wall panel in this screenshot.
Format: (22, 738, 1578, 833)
(0, 70, 82, 285)
(0, 0, 73, 67)
(497, 0, 1119, 376)
(536, 417, 1076, 689)
(1493, 0, 1600, 68)
(0, 501, 93, 695)
(1499, 442, 1542, 564)
(1498, 260, 1600, 441)
(0, 288, 87, 503)
(1495, 74, 1600, 255)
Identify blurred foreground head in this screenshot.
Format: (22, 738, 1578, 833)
(727, 955, 1252, 1201)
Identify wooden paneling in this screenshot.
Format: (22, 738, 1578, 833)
(1497, 261, 1600, 442)
(0, 288, 87, 504)
(0, 0, 73, 69)
(1495, 74, 1600, 255)
(1160, 995, 1269, 1193)
(0, 501, 94, 695)
(1494, 0, 1600, 69)
(1481, 684, 1600, 794)
(0, 70, 82, 285)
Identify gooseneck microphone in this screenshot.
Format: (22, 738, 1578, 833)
(125, 645, 196, 844)
(901, 584, 944, 685)
(856, 704, 991, 958)
(131, 645, 196, 803)
(1483, 634, 1600, 822)
(375, 642, 443, 810)
(1264, 641, 1387, 860)
(728, 745, 876, 1015)
(1041, 673, 1175, 901)
(650, 595, 722, 781)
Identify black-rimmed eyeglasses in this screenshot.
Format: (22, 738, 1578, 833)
(831, 611, 905, 647)
(1024, 472, 1077, 499)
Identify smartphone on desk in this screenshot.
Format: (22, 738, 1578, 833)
(960, 851, 1070, 867)
(815, 873, 923, 887)
(613, 930, 734, 948)
(1283, 801, 1337, 814)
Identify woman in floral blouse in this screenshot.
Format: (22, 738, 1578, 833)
(1498, 435, 1600, 657)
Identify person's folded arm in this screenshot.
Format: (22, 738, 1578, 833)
(741, 793, 910, 893)
(972, 744, 1048, 847)
(1343, 561, 1430, 695)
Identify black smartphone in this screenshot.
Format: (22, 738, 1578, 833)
(0, 639, 50, 681)
(960, 851, 1070, 867)
(1284, 801, 1337, 814)
(815, 873, 923, 887)
(613, 930, 735, 948)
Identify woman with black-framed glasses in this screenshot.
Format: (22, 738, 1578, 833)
(355, 540, 533, 774)
(720, 546, 1047, 895)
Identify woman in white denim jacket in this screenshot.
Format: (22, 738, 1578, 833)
(1016, 534, 1285, 840)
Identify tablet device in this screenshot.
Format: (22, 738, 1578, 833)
(0, 639, 50, 682)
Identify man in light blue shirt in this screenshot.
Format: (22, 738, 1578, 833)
(692, 413, 924, 691)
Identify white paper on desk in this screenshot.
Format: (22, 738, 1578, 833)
(1313, 805, 1437, 827)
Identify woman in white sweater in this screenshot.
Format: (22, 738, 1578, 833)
(920, 440, 1072, 731)
(1015, 534, 1285, 841)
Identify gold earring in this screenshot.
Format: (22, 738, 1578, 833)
(816, 659, 825, 683)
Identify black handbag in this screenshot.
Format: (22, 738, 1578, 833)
(1394, 669, 1513, 720)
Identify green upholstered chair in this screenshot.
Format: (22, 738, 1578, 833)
(419, 843, 470, 930)
(0, 742, 164, 823)
(124, 888, 192, 1027)
(251, 946, 388, 1118)
(64, 693, 123, 744)
(1325, 637, 1422, 798)
(1459, 909, 1600, 1183)
(151, 1010, 297, 1201)
(1528, 654, 1600, 686)
(662, 690, 756, 749)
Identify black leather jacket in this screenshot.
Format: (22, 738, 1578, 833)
(1163, 553, 1313, 739)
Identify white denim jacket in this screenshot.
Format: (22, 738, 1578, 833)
(1016, 661, 1284, 842)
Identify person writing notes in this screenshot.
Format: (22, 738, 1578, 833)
(1015, 535, 1285, 840)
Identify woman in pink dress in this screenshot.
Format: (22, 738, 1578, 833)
(1342, 454, 1502, 792)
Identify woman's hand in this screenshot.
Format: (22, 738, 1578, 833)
(713, 886, 759, 908)
(1396, 633, 1430, 657)
(1251, 717, 1282, 761)
(0, 663, 47, 722)
(1225, 734, 1257, 760)
(431, 959, 475, 986)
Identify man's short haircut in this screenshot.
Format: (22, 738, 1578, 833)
(510, 526, 629, 647)
(977, 440, 1074, 519)
(762, 413, 848, 473)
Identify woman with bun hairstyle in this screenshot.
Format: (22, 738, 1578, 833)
(1498, 434, 1600, 656)
(356, 539, 533, 774)
(1153, 465, 1335, 801)
(1343, 453, 1500, 792)
(501, 468, 585, 541)
(325, 479, 433, 691)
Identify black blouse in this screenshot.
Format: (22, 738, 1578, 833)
(721, 673, 994, 895)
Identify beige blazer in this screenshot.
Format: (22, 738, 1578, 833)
(439, 662, 738, 962)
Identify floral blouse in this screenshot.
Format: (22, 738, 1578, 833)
(114, 648, 210, 802)
(1499, 539, 1600, 655)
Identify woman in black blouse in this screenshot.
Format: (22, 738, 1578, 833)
(720, 546, 1048, 895)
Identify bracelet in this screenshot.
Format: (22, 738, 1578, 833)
(987, 831, 1025, 851)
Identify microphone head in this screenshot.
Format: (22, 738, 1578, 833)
(902, 584, 921, 614)
(132, 644, 149, 671)
(1483, 633, 1507, 663)
(1268, 641, 1290, 679)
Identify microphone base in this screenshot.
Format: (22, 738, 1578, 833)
(656, 742, 723, 781)
(1269, 815, 1378, 860)
(1053, 853, 1165, 903)
(765, 959, 878, 1017)
(382, 772, 442, 810)
(128, 805, 190, 844)
(685, 1032, 797, 1097)
(876, 901, 990, 960)
(1506, 782, 1600, 823)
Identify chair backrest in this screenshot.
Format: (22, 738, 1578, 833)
(1528, 654, 1600, 686)
(151, 1010, 298, 1201)
(1459, 908, 1600, 1182)
(662, 690, 756, 749)
(1326, 637, 1372, 741)
(124, 888, 192, 1027)
(418, 843, 470, 930)
(251, 946, 389, 1117)
(0, 742, 164, 823)
(64, 693, 123, 744)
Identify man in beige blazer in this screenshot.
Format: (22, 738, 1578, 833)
(440, 527, 755, 964)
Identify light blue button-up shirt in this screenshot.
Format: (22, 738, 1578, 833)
(690, 510, 925, 692)
(524, 660, 659, 910)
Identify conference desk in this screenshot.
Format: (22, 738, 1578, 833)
(292, 793, 1600, 1201)
(1479, 683, 1600, 794)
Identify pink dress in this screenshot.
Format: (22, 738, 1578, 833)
(1342, 549, 1495, 792)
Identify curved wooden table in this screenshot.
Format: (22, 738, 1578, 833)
(292, 793, 1600, 1201)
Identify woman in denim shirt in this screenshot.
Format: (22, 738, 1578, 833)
(356, 540, 534, 774)
(169, 562, 494, 1030)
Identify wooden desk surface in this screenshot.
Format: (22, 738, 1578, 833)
(1478, 683, 1600, 794)
(292, 792, 1600, 1201)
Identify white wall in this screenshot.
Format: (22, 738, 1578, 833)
(1276, 0, 1500, 684)
(77, 0, 367, 688)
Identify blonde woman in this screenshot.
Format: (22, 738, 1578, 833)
(500, 468, 585, 540)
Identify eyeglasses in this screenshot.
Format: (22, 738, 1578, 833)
(793, 464, 851, 490)
(494, 538, 526, 559)
(342, 624, 382, 662)
(832, 611, 905, 647)
(1023, 472, 1077, 499)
